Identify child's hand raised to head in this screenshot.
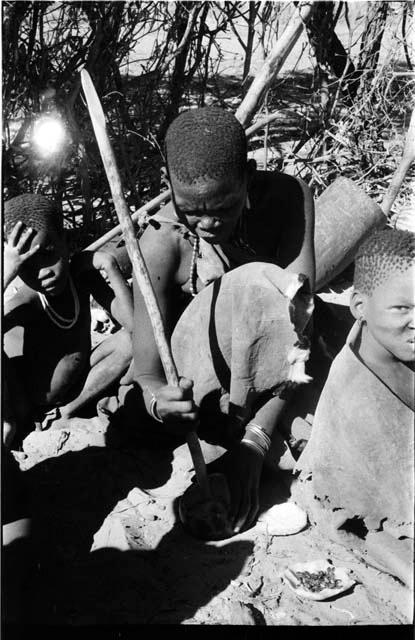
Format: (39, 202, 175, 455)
(3, 222, 40, 290)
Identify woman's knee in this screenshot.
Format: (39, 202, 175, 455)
(112, 330, 133, 366)
(93, 329, 132, 367)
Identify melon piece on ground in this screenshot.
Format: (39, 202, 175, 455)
(258, 502, 308, 536)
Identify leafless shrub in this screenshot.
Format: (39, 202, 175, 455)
(2, 1, 413, 247)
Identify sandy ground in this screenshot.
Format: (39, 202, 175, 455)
(12, 305, 413, 627)
(14, 425, 413, 626)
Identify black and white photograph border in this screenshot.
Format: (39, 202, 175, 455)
(2, 0, 414, 630)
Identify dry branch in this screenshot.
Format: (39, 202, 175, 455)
(235, 1, 314, 128)
(86, 189, 171, 251)
(158, 4, 201, 75)
(381, 108, 415, 216)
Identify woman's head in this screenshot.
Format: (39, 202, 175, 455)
(351, 228, 415, 363)
(4, 194, 69, 295)
(165, 107, 253, 243)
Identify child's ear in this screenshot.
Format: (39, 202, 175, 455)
(350, 288, 366, 322)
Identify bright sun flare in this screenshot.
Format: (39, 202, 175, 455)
(33, 116, 66, 155)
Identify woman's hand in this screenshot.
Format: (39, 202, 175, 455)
(150, 377, 199, 436)
(3, 222, 40, 290)
(222, 441, 264, 533)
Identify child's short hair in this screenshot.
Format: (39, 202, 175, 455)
(354, 227, 415, 295)
(165, 106, 247, 185)
(4, 194, 62, 238)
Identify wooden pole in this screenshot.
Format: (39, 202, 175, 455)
(235, 1, 314, 128)
(86, 189, 171, 251)
(381, 108, 415, 216)
(80, 69, 210, 497)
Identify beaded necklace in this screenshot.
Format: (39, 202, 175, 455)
(187, 196, 256, 297)
(38, 275, 80, 329)
(189, 234, 200, 297)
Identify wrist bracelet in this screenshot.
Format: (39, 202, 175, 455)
(143, 386, 163, 423)
(241, 437, 267, 457)
(245, 422, 271, 452)
(149, 396, 163, 423)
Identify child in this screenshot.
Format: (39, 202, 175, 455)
(295, 228, 414, 586)
(3, 193, 134, 447)
(131, 107, 315, 534)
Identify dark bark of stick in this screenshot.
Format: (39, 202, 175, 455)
(307, 2, 356, 82)
(242, 2, 259, 84)
(402, 2, 413, 72)
(347, 1, 389, 100)
(2, 1, 32, 111)
(159, 3, 195, 141)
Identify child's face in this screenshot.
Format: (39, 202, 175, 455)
(362, 267, 415, 363)
(169, 173, 247, 244)
(18, 226, 69, 296)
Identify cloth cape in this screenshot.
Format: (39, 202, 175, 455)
(295, 322, 414, 540)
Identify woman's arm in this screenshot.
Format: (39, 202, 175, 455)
(73, 250, 134, 331)
(277, 176, 315, 292)
(132, 225, 198, 429)
(132, 225, 177, 391)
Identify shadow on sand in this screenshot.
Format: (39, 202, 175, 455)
(5, 442, 254, 625)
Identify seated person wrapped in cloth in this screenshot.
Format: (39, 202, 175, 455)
(131, 107, 315, 534)
(3, 194, 134, 447)
(294, 228, 415, 587)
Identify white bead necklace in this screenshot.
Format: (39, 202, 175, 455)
(189, 234, 200, 297)
(38, 275, 80, 330)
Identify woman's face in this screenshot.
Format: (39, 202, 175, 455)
(169, 174, 247, 244)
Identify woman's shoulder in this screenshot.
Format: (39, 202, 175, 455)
(250, 170, 310, 212)
(252, 169, 303, 191)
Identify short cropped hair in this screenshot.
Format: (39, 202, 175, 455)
(354, 227, 415, 295)
(4, 194, 62, 238)
(165, 107, 247, 184)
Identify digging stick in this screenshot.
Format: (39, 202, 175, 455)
(381, 108, 415, 216)
(86, 189, 171, 252)
(80, 69, 211, 498)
